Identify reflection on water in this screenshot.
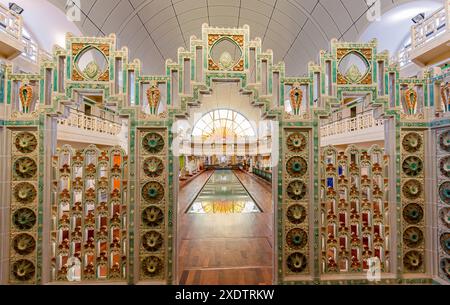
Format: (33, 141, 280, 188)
(187, 170, 261, 214)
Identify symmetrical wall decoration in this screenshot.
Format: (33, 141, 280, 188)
(320, 145, 389, 273)
(51, 145, 128, 281)
(9, 130, 39, 283)
(138, 130, 168, 281)
(436, 129, 450, 282)
(400, 130, 426, 274)
(283, 130, 310, 275)
(1, 21, 450, 285)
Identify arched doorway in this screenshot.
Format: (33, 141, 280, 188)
(173, 81, 277, 284)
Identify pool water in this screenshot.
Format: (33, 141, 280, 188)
(187, 170, 261, 214)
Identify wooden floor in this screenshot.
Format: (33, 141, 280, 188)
(177, 170, 274, 285)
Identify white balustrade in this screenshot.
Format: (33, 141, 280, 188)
(411, 2, 448, 49)
(0, 3, 22, 40)
(321, 112, 384, 138)
(57, 109, 122, 136)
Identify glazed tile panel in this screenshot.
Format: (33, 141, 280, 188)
(283, 130, 310, 276)
(138, 130, 168, 281)
(10, 131, 39, 283)
(436, 129, 450, 282)
(400, 130, 426, 273)
(320, 145, 389, 274)
(50, 145, 128, 281)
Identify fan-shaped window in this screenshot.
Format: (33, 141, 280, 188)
(192, 109, 255, 141)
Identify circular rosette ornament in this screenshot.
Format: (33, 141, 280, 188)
(403, 250, 423, 272)
(13, 182, 37, 204)
(440, 233, 450, 255)
(286, 132, 307, 153)
(439, 130, 450, 152)
(14, 132, 37, 154)
(13, 233, 36, 255)
(12, 208, 36, 230)
(440, 208, 450, 228)
(287, 180, 307, 201)
(286, 228, 308, 250)
(286, 204, 306, 224)
(141, 256, 163, 277)
(13, 157, 37, 179)
(439, 182, 450, 204)
(286, 156, 307, 178)
(142, 206, 164, 227)
(441, 258, 450, 280)
(440, 156, 450, 178)
(402, 180, 422, 200)
(143, 157, 164, 178)
(141, 181, 164, 204)
(402, 203, 423, 225)
(12, 259, 35, 281)
(403, 226, 424, 248)
(402, 132, 422, 153)
(142, 132, 164, 154)
(402, 156, 423, 177)
(286, 252, 307, 273)
(142, 231, 163, 252)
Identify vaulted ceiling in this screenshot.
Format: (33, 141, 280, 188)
(47, 0, 438, 75)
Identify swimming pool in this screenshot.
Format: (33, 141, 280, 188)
(187, 170, 261, 214)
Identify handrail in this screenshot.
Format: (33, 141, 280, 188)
(321, 111, 384, 138)
(0, 3, 22, 40)
(0, 3, 51, 64)
(393, 1, 448, 68)
(411, 2, 448, 49)
(57, 109, 122, 136)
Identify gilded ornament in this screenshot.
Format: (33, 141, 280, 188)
(143, 157, 164, 178)
(403, 250, 423, 272)
(13, 182, 37, 204)
(286, 204, 306, 224)
(142, 132, 165, 154)
(289, 82, 303, 115)
(142, 231, 163, 252)
(404, 87, 418, 115)
(141, 256, 163, 277)
(146, 81, 161, 115)
(402, 132, 422, 153)
(19, 82, 33, 113)
(287, 180, 307, 201)
(13, 233, 36, 255)
(142, 206, 164, 227)
(286, 132, 307, 153)
(403, 203, 423, 225)
(287, 252, 307, 273)
(141, 181, 164, 204)
(12, 259, 35, 281)
(286, 228, 308, 250)
(13, 157, 37, 179)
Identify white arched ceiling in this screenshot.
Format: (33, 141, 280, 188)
(0, 0, 82, 51)
(359, 0, 443, 56)
(37, 0, 442, 75)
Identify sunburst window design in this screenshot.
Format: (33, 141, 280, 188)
(192, 109, 255, 141)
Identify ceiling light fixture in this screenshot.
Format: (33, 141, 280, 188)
(9, 2, 24, 15)
(411, 13, 425, 24)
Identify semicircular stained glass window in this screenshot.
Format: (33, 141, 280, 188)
(192, 109, 256, 140)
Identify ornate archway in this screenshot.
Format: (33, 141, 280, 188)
(0, 23, 448, 285)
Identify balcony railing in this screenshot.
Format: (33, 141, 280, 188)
(57, 109, 122, 136)
(411, 2, 448, 49)
(321, 112, 384, 138)
(0, 3, 51, 64)
(0, 3, 22, 40)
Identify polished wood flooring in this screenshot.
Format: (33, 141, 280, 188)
(177, 170, 273, 285)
